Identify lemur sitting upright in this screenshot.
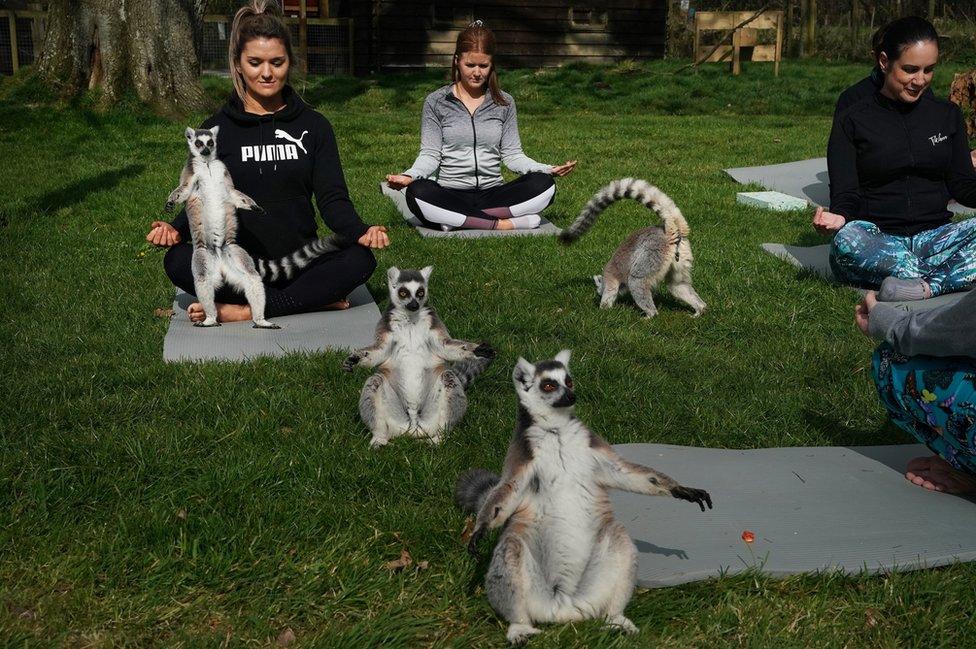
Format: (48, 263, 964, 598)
(456, 350, 712, 645)
(342, 267, 495, 448)
(558, 178, 707, 319)
(165, 126, 344, 328)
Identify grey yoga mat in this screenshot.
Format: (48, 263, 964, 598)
(725, 157, 973, 215)
(379, 182, 559, 238)
(611, 443, 976, 588)
(162, 284, 380, 362)
(760, 242, 969, 312)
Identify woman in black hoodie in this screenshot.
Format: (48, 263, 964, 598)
(815, 17, 976, 303)
(147, 0, 388, 323)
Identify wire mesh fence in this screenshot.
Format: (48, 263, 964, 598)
(201, 15, 354, 76)
(0, 11, 45, 76)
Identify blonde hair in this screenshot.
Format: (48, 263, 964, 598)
(452, 21, 508, 106)
(228, 0, 298, 103)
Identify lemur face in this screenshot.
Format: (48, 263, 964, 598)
(387, 266, 433, 313)
(185, 126, 219, 160)
(513, 350, 576, 411)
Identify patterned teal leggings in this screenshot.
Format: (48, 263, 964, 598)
(872, 344, 976, 474)
(830, 219, 976, 295)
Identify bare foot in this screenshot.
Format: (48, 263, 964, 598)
(496, 219, 515, 231)
(324, 299, 351, 310)
(187, 302, 252, 323)
(905, 455, 976, 494)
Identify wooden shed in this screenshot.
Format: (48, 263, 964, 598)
(340, 1, 668, 75)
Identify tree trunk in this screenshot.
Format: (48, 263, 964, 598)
(37, 0, 208, 115)
(799, 0, 816, 58)
(949, 71, 976, 139)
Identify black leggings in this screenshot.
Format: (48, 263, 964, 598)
(405, 172, 556, 230)
(163, 236, 376, 319)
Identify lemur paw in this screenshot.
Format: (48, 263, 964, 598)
(506, 624, 542, 645)
(342, 354, 362, 372)
(164, 201, 176, 213)
(605, 615, 639, 635)
(670, 485, 712, 511)
(467, 527, 485, 558)
(473, 342, 496, 359)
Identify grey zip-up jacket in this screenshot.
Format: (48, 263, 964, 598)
(403, 85, 552, 190)
(869, 289, 976, 359)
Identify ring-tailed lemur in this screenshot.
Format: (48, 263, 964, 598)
(558, 178, 707, 319)
(456, 350, 712, 645)
(342, 266, 496, 448)
(165, 126, 344, 327)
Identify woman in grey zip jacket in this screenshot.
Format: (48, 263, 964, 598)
(386, 21, 576, 231)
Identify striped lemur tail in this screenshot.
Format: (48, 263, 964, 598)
(557, 178, 690, 245)
(255, 234, 346, 282)
(454, 469, 500, 513)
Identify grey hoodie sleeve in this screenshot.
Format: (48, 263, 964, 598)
(402, 98, 443, 180)
(869, 290, 976, 358)
(499, 100, 552, 175)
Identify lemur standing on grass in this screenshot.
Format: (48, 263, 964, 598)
(456, 350, 712, 645)
(165, 126, 344, 328)
(342, 267, 495, 448)
(558, 178, 707, 319)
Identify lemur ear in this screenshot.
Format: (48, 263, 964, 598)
(555, 349, 572, 367)
(185, 127, 194, 140)
(386, 266, 400, 286)
(209, 125, 219, 139)
(420, 265, 433, 282)
(513, 357, 535, 390)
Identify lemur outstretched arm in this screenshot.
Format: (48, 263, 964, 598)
(468, 461, 533, 556)
(165, 162, 195, 212)
(590, 435, 712, 511)
(342, 327, 394, 372)
(222, 168, 264, 213)
(430, 316, 495, 363)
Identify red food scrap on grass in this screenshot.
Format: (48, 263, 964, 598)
(741, 530, 755, 543)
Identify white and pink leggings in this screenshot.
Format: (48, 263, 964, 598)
(405, 172, 555, 231)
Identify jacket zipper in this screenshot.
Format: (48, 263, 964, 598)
(469, 110, 480, 190)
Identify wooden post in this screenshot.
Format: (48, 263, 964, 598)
(7, 12, 19, 73)
(692, 12, 701, 74)
(774, 11, 783, 77)
(731, 24, 741, 76)
(299, 0, 308, 73)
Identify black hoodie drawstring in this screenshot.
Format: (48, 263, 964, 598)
(272, 114, 278, 172)
(258, 118, 264, 176)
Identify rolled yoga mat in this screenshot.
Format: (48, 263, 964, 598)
(760, 242, 969, 312)
(611, 443, 976, 588)
(379, 182, 559, 238)
(725, 157, 973, 215)
(162, 284, 381, 362)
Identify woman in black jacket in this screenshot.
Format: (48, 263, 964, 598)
(147, 0, 388, 323)
(815, 17, 976, 302)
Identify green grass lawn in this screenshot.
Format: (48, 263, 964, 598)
(2, 58, 976, 646)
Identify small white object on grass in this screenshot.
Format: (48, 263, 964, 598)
(737, 191, 809, 212)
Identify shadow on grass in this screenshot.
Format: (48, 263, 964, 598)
(20, 163, 146, 215)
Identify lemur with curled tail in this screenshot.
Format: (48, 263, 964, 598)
(558, 178, 707, 318)
(342, 266, 495, 448)
(166, 126, 345, 328)
(456, 350, 712, 645)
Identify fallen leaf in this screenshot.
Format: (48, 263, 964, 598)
(277, 627, 296, 646)
(383, 548, 412, 571)
(773, 138, 782, 143)
(417, 560, 429, 570)
(176, 508, 187, 520)
(460, 516, 476, 543)
(154, 308, 174, 318)
(864, 608, 879, 629)
(8, 605, 37, 620)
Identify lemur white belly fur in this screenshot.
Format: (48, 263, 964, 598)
(525, 423, 604, 590)
(193, 159, 230, 249)
(385, 313, 442, 413)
